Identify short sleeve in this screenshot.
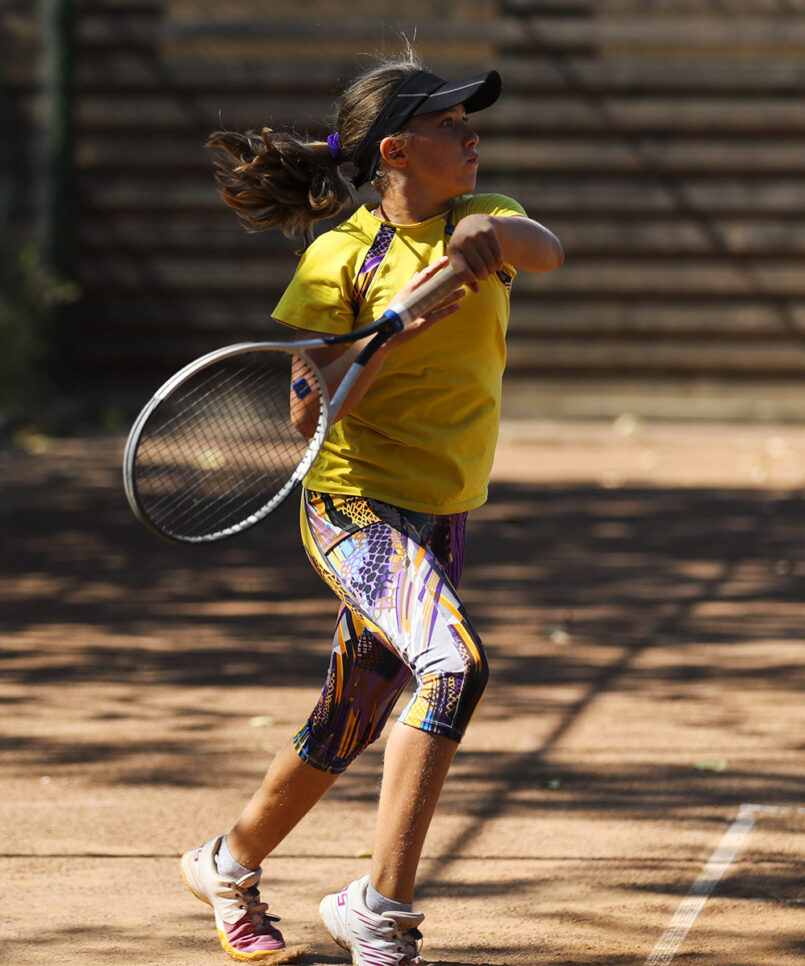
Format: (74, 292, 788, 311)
(452, 193, 527, 221)
(272, 237, 357, 335)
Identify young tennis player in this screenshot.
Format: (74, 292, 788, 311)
(181, 52, 563, 965)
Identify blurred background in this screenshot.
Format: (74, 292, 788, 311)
(3, 0, 805, 435)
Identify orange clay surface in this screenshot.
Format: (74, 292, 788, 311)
(1, 418, 804, 965)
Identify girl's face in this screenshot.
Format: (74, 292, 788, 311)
(400, 104, 480, 201)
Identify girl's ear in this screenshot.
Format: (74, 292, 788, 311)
(379, 135, 408, 169)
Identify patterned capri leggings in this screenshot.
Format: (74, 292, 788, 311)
(293, 490, 489, 774)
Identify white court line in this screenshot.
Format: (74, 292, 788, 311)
(643, 804, 802, 966)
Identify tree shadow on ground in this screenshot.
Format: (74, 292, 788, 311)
(3, 436, 804, 682)
(3, 435, 804, 729)
(3, 437, 803, 797)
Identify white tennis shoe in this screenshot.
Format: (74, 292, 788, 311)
(181, 835, 293, 962)
(319, 875, 425, 966)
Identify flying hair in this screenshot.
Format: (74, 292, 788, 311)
(206, 50, 424, 244)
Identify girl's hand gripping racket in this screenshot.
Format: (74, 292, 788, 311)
(123, 263, 460, 544)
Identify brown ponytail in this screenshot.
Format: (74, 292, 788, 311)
(207, 51, 423, 242)
(206, 128, 351, 243)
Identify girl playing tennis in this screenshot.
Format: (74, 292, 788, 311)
(181, 51, 563, 965)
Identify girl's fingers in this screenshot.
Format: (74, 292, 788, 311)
(447, 215, 506, 286)
(456, 238, 502, 279)
(412, 255, 451, 285)
(406, 301, 461, 337)
(395, 256, 457, 303)
(447, 250, 480, 292)
(419, 288, 466, 323)
(428, 300, 463, 323)
(389, 286, 466, 346)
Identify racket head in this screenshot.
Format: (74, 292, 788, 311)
(123, 343, 329, 543)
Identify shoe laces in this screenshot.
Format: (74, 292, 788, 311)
(231, 878, 281, 930)
(385, 914, 424, 965)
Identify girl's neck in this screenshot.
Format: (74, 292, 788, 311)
(375, 190, 452, 226)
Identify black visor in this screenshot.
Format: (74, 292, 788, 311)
(349, 69, 501, 188)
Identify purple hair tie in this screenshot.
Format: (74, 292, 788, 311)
(327, 132, 348, 165)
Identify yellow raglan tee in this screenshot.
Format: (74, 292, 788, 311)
(272, 193, 526, 514)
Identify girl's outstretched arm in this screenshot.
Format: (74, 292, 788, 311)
(447, 213, 563, 289)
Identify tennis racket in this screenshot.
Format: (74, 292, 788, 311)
(123, 263, 460, 544)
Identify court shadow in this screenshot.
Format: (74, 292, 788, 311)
(2, 435, 803, 805)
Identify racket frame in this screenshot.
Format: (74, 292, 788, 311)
(122, 342, 331, 543)
(123, 264, 460, 543)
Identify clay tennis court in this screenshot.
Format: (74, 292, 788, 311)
(2, 418, 804, 965)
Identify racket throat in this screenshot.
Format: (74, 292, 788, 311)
(354, 313, 402, 365)
(328, 312, 402, 419)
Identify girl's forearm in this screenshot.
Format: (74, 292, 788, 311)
(296, 336, 390, 432)
(492, 215, 564, 274)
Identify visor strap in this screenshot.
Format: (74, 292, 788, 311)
(349, 70, 443, 188)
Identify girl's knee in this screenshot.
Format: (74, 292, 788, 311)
(293, 721, 381, 774)
(457, 643, 489, 719)
(402, 640, 489, 740)
(456, 643, 489, 711)
(471, 642, 489, 690)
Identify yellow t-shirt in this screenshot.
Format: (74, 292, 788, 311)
(272, 193, 526, 514)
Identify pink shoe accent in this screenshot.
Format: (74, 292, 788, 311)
(319, 876, 424, 966)
(182, 836, 289, 960)
(223, 913, 285, 953)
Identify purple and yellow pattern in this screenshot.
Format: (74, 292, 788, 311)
(350, 222, 397, 315)
(294, 491, 488, 773)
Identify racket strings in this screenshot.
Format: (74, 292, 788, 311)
(143, 368, 279, 522)
(132, 349, 323, 540)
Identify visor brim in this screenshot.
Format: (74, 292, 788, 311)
(409, 70, 502, 117)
